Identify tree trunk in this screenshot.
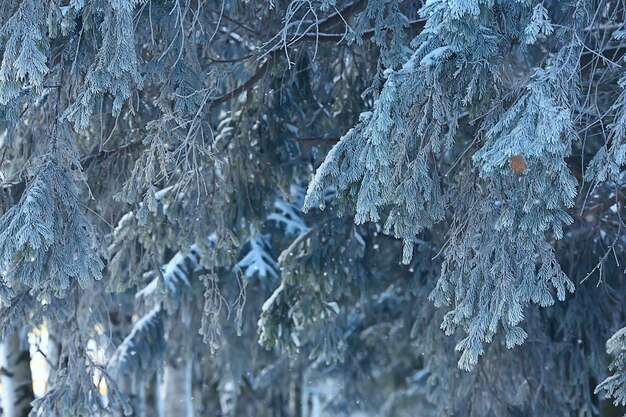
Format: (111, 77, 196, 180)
(0, 329, 34, 417)
(162, 356, 194, 417)
(135, 381, 146, 417)
(155, 369, 164, 417)
(45, 328, 62, 389)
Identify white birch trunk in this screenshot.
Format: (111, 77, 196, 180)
(0, 329, 34, 417)
(162, 356, 194, 417)
(155, 368, 164, 417)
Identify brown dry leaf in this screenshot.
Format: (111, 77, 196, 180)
(509, 154, 527, 174)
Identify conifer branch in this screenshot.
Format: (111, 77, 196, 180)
(287, 136, 339, 145)
(210, 0, 369, 105)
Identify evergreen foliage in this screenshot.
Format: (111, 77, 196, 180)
(597, 326, 626, 409)
(108, 306, 165, 377)
(0, 0, 49, 104)
(0, 0, 624, 416)
(234, 228, 279, 281)
(0, 123, 103, 302)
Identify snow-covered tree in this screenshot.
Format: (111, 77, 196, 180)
(0, 0, 624, 416)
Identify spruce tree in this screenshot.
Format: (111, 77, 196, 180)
(0, 1, 624, 416)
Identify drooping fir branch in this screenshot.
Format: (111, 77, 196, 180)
(303, 0, 599, 371)
(0, 0, 49, 104)
(0, 123, 103, 301)
(596, 326, 626, 408)
(3, 1, 377, 194)
(304, 0, 517, 263)
(430, 1, 587, 370)
(64, 0, 143, 130)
